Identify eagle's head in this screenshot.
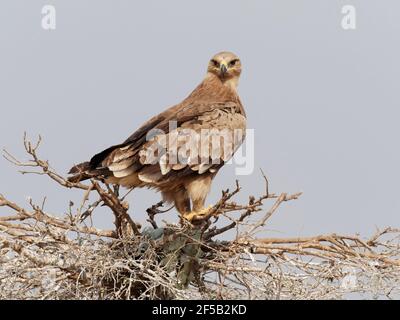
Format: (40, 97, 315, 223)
(207, 51, 242, 86)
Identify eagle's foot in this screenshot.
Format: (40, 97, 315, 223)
(183, 205, 214, 222)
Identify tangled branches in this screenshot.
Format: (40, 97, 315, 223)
(1, 135, 399, 299)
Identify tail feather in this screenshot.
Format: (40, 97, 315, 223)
(67, 172, 93, 183)
(67, 161, 112, 183)
(68, 161, 90, 174)
(68, 161, 92, 183)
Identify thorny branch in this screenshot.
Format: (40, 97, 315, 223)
(1, 135, 399, 300)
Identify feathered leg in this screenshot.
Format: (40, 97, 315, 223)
(183, 176, 213, 221)
(164, 189, 191, 217)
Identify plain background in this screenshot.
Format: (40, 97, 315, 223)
(0, 1, 399, 239)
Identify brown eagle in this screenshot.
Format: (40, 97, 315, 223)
(68, 51, 246, 221)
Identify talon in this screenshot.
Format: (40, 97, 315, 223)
(183, 205, 214, 222)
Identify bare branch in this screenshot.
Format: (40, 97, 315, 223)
(1, 135, 399, 300)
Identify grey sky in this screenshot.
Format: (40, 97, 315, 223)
(0, 0, 399, 239)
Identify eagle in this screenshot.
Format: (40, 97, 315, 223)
(68, 51, 247, 221)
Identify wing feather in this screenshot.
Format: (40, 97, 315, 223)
(68, 73, 246, 185)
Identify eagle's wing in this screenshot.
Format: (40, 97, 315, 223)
(87, 101, 240, 167)
(76, 101, 246, 186)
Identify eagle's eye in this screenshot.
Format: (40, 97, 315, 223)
(211, 59, 219, 67)
(229, 59, 239, 67)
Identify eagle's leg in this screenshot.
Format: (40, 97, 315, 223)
(184, 205, 213, 222)
(168, 189, 191, 217)
(183, 176, 213, 222)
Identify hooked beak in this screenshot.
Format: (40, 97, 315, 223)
(220, 62, 228, 77)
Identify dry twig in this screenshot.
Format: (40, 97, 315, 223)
(1, 135, 399, 300)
